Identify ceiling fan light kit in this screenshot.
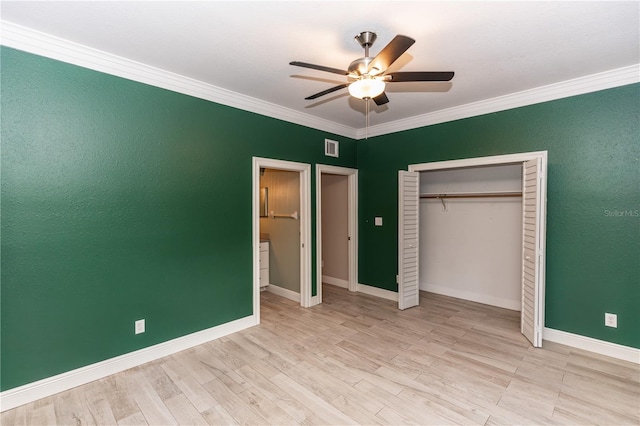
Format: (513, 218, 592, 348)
(290, 30, 455, 107)
(348, 77, 385, 100)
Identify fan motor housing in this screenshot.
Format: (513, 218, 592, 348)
(348, 57, 379, 77)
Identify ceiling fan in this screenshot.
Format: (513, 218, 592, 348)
(290, 31, 455, 106)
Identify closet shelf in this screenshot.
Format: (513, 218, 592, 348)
(420, 191, 522, 199)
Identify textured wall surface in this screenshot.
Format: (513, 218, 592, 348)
(358, 83, 640, 348)
(2, 46, 638, 393)
(0, 47, 357, 391)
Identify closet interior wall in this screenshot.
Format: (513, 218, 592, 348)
(419, 164, 523, 311)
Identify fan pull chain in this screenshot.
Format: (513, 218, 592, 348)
(365, 99, 370, 139)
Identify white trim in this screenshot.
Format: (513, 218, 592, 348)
(0, 21, 356, 140)
(266, 285, 301, 303)
(253, 157, 312, 311)
(0, 315, 256, 412)
(544, 328, 640, 364)
(322, 275, 349, 289)
(361, 65, 640, 139)
(316, 165, 359, 306)
(424, 284, 521, 312)
(408, 151, 549, 172)
(3, 21, 638, 140)
(357, 283, 399, 302)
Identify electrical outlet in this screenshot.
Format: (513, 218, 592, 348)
(135, 319, 145, 334)
(375, 217, 383, 226)
(604, 313, 617, 328)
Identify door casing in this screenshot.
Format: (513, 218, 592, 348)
(252, 157, 312, 321)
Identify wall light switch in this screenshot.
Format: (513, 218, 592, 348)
(135, 319, 145, 334)
(375, 217, 383, 226)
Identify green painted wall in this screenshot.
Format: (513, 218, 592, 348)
(358, 83, 640, 348)
(0, 47, 357, 391)
(2, 45, 638, 393)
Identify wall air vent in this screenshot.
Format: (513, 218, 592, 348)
(325, 139, 339, 158)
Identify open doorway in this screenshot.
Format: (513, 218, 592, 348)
(259, 168, 301, 301)
(252, 157, 311, 322)
(316, 165, 358, 304)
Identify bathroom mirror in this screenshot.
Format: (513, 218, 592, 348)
(259, 187, 268, 217)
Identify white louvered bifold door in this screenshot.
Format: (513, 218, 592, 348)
(522, 158, 543, 347)
(398, 171, 420, 310)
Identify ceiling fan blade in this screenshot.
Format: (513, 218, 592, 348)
(305, 84, 349, 100)
(386, 71, 455, 82)
(290, 61, 349, 76)
(372, 92, 389, 106)
(367, 35, 415, 74)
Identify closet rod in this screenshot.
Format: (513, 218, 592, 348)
(420, 191, 522, 199)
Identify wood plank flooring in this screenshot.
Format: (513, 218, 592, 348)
(2, 285, 639, 425)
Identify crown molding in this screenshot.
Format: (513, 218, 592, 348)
(0, 21, 358, 139)
(360, 64, 640, 139)
(2, 21, 637, 141)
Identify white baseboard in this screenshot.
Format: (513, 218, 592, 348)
(543, 327, 640, 364)
(266, 284, 300, 303)
(422, 284, 521, 311)
(322, 275, 349, 289)
(0, 315, 257, 412)
(357, 283, 398, 302)
(309, 295, 320, 307)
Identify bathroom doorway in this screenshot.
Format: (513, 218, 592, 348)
(252, 157, 311, 322)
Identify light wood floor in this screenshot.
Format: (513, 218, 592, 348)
(3, 285, 639, 425)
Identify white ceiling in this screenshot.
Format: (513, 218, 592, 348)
(1, 1, 639, 137)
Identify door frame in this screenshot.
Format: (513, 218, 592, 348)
(407, 150, 547, 343)
(252, 157, 312, 321)
(315, 165, 358, 305)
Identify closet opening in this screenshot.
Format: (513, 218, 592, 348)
(419, 164, 524, 312)
(400, 151, 547, 347)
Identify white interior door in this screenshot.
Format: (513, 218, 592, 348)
(522, 158, 543, 347)
(398, 171, 420, 310)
